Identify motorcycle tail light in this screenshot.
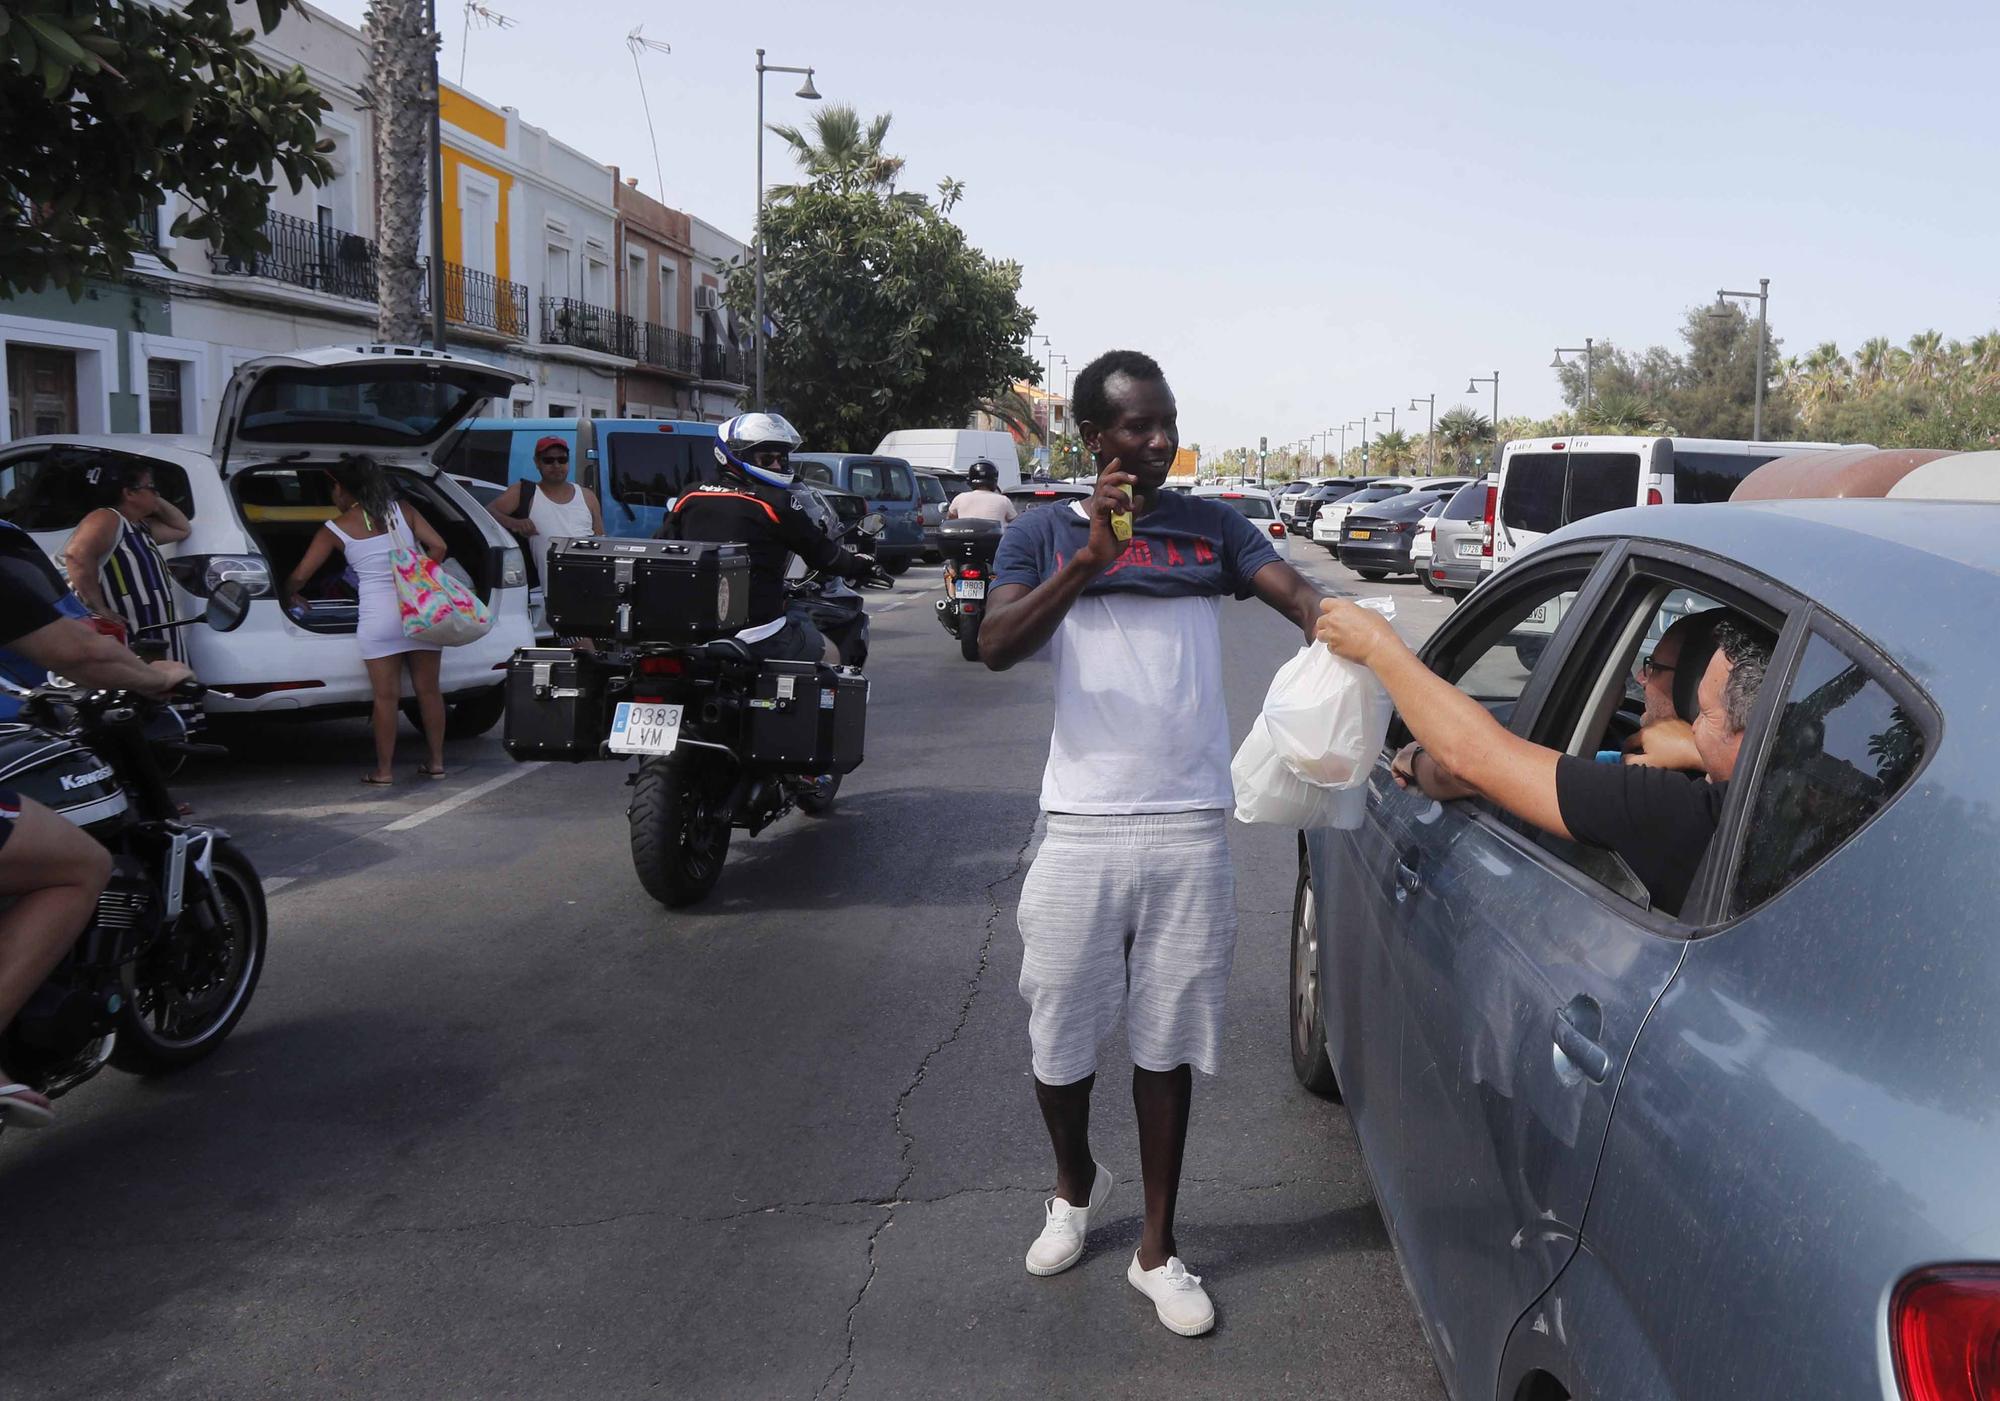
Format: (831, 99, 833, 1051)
(637, 656, 686, 677)
(1893, 1267, 2000, 1401)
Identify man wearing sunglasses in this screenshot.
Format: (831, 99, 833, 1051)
(486, 436, 604, 595)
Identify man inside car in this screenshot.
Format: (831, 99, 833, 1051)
(1315, 599, 1771, 916)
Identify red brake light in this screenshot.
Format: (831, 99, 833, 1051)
(1481, 484, 1497, 557)
(1551, 441, 1566, 450)
(1893, 1267, 2000, 1401)
(1647, 488, 1664, 506)
(1267, 522, 1284, 538)
(1223, 492, 1244, 498)
(637, 656, 685, 676)
(656, 424, 677, 432)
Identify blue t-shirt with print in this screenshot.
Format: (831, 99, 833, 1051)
(991, 492, 1282, 599)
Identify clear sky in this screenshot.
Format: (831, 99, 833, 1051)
(308, 0, 2000, 453)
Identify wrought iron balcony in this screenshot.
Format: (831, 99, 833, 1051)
(630, 322, 701, 376)
(540, 297, 636, 358)
(209, 209, 376, 300)
(701, 339, 748, 386)
(423, 262, 529, 339)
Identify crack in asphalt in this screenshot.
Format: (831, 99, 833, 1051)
(815, 818, 1039, 1401)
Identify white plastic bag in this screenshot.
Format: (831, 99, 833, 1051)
(1260, 597, 1396, 788)
(1231, 718, 1368, 830)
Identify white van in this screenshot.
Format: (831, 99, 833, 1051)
(873, 429, 1022, 488)
(1490, 435, 1857, 568)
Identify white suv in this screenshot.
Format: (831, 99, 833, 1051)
(0, 345, 533, 735)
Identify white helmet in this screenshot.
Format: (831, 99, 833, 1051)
(714, 411, 804, 490)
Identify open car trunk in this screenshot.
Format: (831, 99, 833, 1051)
(233, 464, 499, 635)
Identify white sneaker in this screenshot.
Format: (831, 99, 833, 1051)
(1127, 1252, 1215, 1336)
(1024, 1162, 1114, 1276)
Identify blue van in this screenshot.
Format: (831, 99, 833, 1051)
(444, 417, 721, 539)
(790, 452, 925, 573)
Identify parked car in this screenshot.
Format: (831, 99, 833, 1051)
(1190, 484, 1290, 560)
(1409, 497, 1446, 575)
(792, 452, 926, 573)
(1336, 487, 1460, 579)
(442, 416, 725, 540)
(0, 345, 534, 733)
(1425, 479, 1494, 596)
(1290, 497, 1993, 1401)
(1312, 483, 1425, 548)
(1280, 480, 1357, 532)
(873, 429, 1022, 488)
(915, 471, 949, 560)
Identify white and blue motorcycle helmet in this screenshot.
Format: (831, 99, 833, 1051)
(714, 411, 804, 490)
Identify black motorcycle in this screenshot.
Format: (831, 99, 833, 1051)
(934, 518, 1004, 662)
(0, 584, 267, 1130)
(505, 516, 890, 909)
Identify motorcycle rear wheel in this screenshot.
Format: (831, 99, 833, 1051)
(959, 613, 982, 663)
(113, 841, 269, 1073)
(630, 756, 732, 908)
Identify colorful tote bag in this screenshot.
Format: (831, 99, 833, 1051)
(388, 506, 493, 647)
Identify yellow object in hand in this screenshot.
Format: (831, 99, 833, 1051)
(1112, 483, 1134, 542)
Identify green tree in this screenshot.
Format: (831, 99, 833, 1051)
(768, 105, 914, 201)
(734, 175, 1038, 452)
(1370, 428, 1415, 471)
(979, 386, 1045, 447)
(1, 0, 333, 299)
(1435, 405, 1491, 472)
(1580, 391, 1671, 434)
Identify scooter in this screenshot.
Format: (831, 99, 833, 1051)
(934, 518, 1004, 663)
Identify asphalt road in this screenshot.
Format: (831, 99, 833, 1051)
(0, 542, 1458, 1400)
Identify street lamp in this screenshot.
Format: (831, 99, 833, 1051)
(753, 48, 822, 410)
(1408, 393, 1436, 475)
(1552, 339, 1595, 414)
(1712, 278, 1771, 440)
(1346, 418, 1367, 475)
(1466, 371, 1499, 468)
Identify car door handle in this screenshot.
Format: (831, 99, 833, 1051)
(1393, 846, 1422, 896)
(1552, 999, 1612, 1084)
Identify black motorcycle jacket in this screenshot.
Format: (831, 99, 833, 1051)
(658, 475, 872, 626)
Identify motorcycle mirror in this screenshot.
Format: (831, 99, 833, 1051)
(205, 580, 251, 633)
(858, 513, 887, 538)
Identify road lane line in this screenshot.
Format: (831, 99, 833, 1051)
(382, 762, 548, 833)
(263, 875, 297, 896)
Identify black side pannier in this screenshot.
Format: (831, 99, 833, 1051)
(503, 647, 613, 761)
(743, 661, 867, 774)
(544, 537, 751, 643)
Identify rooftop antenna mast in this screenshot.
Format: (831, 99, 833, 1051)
(458, 2, 515, 87)
(627, 25, 673, 198)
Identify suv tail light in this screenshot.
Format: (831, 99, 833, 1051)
(1481, 484, 1498, 557)
(1647, 488, 1664, 506)
(167, 554, 274, 598)
(1893, 1267, 2000, 1400)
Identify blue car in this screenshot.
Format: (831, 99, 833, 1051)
(791, 453, 926, 574)
(446, 417, 720, 540)
(1290, 499, 1997, 1400)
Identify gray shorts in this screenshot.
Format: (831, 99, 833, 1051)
(1015, 810, 1239, 1084)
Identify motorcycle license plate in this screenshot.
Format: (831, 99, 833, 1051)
(609, 702, 684, 755)
(957, 578, 987, 600)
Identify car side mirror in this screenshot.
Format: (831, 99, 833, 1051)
(205, 580, 251, 633)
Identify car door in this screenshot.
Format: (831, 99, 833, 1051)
(1376, 547, 1695, 1400)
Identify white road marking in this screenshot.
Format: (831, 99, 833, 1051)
(382, 762, 548, 832)
(263, 875, 297, 896)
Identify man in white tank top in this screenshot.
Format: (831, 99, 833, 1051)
(486, 435, 605, 593)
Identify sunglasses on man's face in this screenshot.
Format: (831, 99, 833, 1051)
(539, 454, 569, 465)
(750, 451, 788, 469)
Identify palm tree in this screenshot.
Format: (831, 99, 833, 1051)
(1965, 332, 2000, 390)
(1905, 329, 1947, 385)
(1582, 392, 1668, 434)
(365, 0, 432, 342)
(1853, 336, 1895, 388)
(768, 105, 911, 198)
(978, 386, 1045, 447)
(1434, 406, 1490, 472)
(1369, 428, 1416, 472)
(1798, 341, 1851, 418)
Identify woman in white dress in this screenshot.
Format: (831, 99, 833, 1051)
(283, 460, 453, 786)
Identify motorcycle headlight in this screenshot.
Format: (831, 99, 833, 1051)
(168, 554, 273, 598)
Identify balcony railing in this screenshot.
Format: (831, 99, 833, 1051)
(422, 262, 529, 338)
(631, 322, 701, 376)
(540, 297, 636, 358)
(701, 339, 748, 386)
(210, 209, 376, 300)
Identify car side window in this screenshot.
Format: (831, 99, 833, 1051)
(885, 465, 915, 503)
(849, 463, 884, 498)
(1728, 633, 1928, 915)
(0, 447, 194, 528)
(1434, 569, 1589, 728)
(796, 462, 834, 487)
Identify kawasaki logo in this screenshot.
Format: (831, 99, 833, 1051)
(60, 765, 114, 792)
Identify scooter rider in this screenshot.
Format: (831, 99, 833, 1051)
(946, 459, 1019, 525)
(658, 412, 885, 665)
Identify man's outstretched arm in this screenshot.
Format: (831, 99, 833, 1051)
(1249, 560, 1324, 643)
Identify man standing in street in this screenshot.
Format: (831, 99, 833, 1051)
(979, 349, 1324, 1336)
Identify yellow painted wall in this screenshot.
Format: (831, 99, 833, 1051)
(440, 88, 506, 148)
(441, 144, 513, 285)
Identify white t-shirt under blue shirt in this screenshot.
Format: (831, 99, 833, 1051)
(990, 493, 1282, 815)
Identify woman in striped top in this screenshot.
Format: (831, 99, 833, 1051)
(62, 460, 193, 661)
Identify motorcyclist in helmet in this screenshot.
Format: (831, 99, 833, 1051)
(945, 458, 1019, 525)
(658, 412, 884, 665)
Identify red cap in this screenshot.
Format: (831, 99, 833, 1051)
(534, 436, 568, 457)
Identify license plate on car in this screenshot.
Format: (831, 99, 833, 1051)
(608, 701, 684, 755)
(1527, 604, 1549, 625)
(1458, 539, 1483, 557)
(957, 578, 986, 600)
(1349, 529, 1371, 540)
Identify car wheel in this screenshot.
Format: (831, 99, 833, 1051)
(881, 556, 911, 576)
(1357, 569, 1387, 581)
(403, 687, 506, 740)
(1421, 571, 1441, 594)
(1290, 854, 1340, 1098)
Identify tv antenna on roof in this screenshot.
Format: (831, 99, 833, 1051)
(627, 25, 673, 200)
(459, 1, 515, 87)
